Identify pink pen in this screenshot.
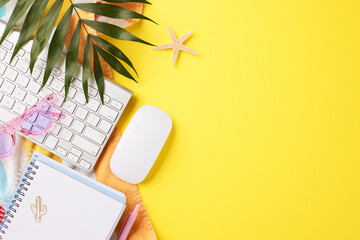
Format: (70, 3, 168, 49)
(118, 204, 140, 240)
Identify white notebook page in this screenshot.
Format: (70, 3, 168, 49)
(2, 160, 125, 240)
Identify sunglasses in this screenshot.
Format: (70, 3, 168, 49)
(0, 93, 63, 158)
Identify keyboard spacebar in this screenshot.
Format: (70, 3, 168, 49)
(72, 135, 100, 156)
(0, 107, 17, 124)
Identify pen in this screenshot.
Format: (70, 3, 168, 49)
(118, 204, 140, 240)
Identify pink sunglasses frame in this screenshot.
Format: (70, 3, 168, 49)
(0, 93, 63, 158)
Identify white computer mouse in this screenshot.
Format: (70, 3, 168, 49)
(110, 105, 172, 184)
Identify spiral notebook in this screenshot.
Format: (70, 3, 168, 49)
(0, 152, 126, 240)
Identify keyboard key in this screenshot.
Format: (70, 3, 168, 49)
(38, 102, 49, 113)
(37, 72, 45, 84)
(110, 100, 123, 110)
(4, 54, 18, 67)
(56, 146, 67, 156)
(17, 48, 25, 57)
(79, 160, 91, 170)
(84, 127, 106, 144)
(0, 77, 3, 87)
(24, 94, 38, 106)
(88, 86, 97, 97)
(39, 102, 50, 112)
(55, 95, 64, 107)
(0, 63, 6, 75)
(0, 106, 16, 123)
(0, 48, 6, 60)
(36, 114, 50, 129)
(16, 74, 30, 88)
(39, 88, 53, 98)
(75, 107, 88, 120)
(73, 79, 82, 88)
(1, 81, 15, 94)
(44, 135, 58, 149)
(52, 67, 61, 77)
(13, 87, 27, 101)
(4, 68, 18, 81)
(68, 153, 79, 163)
(13, 102, 27, 114)
(52, 107, 62, 120)
(99, 105, 118, 121)
(97, 94, 110, 103)
(72, 120, 85, 133)
(26, 112, 38, 122)
(2, 96, 15, 109)
(2, 40, 13, 50)
(31, 67, 42, 79)
(87, 113, 100, 126)
(20, 120, 32, 131)
(30, 126, 45, 134)
(98, 120, 112, 133)
(0, 92, 3, 102)
(87, 98, 100, 112)
(44, 75, 54, 86)
(103, 94, 110, 103)
(60, 128, 73, 141)
(36, 59, 46, 69)
(70, 148, 82, 157)
(29, 133, 46, 143)
(51, 78, 64, 92)
(16, 59, 29, 73)
(68, 87, 77, 99)
(11, 57, 19, 67)
(50, 122, 62, 135)
(28, 81, 41, 94)
(72, 135, 100, 156)
(60, 114, 73, 127)
(74, 91, 86, 105)
(25, 53, 30, 61)
(62, 101, 76, 113)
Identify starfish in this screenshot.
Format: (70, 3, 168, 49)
(153, 26, 199, 65)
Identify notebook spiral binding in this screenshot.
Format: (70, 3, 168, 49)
(0, 159, 39, 239)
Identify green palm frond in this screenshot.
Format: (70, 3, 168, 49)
(0, 0, 155, 104)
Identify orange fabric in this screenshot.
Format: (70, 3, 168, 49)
(94, 127, 157, 240)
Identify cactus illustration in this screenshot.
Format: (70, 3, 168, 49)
(31, 196, 47, 223)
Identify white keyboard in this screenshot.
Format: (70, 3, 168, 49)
(0, 21, 132, 171)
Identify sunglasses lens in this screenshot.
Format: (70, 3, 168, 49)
(20, 102, 53, 135)
(0, 133, 13, 156)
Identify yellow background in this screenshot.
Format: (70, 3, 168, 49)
(64, 0, 360, 239)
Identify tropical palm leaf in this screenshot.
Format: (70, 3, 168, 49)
(93, 46, 105, 103)
(43, 6, 73, 88)
(0, 0, 32, 45)
(74, 3, 156, 24)
(82, 36, 91, 103)
(90, 34, 138, 76)
(0, 0, 154, 103)
(11, 0, 49, 61)
(30, 0, 64, 73)
(65, 20, 81, 99)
